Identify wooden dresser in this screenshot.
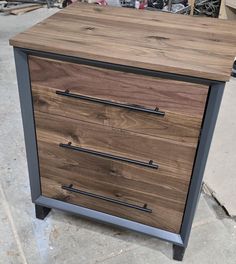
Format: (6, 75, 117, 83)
(10, 3, 236, 261)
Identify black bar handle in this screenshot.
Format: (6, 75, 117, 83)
(62, 184, 152, 213)
(59, 142, 159, 170)
(56, 90, 165, 117)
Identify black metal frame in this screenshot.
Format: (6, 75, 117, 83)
(13, 47, 225, 261)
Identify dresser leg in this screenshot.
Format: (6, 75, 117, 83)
(173, 244, 186, 261)
(35, 204, 51, 220)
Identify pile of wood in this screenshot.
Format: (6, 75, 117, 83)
(0, 0, 58, 15)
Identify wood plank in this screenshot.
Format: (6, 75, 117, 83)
(64, 3, 235, 30)
(33, 14, 235, 57)
(219, 0, 228, 19)
(219, 0, 236, 19)
(38, 140, 187, 233)
(189, 0, 195, 15)
(38, 140, 189, 207)
(10, 3, 236, 81)
(32, 84, 203, 146)
(34, 111, 197, 174)
(226, 0, 236, 10)
(1, 3, 41, 12)
(9, 5, 42, 15)
(42, 177, 183, 233)
(29, 56, 208, 118)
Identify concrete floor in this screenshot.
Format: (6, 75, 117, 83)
(1, 8, 236, 264)
(204, 75, 236, 216)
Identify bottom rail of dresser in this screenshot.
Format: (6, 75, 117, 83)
(34, 195, 186, 260)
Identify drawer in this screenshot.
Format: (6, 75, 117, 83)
(32, 85, 203, 146)
(30, 55, 207, 234)
(38, 139, 189, 233)
(29, 56, 208, 118)
(35, 111, 197, 174)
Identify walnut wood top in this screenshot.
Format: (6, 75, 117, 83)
(10, 3, 236, 81)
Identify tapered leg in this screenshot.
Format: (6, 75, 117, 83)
(35, 204, 51, 220)
(173, 244, 186, 261)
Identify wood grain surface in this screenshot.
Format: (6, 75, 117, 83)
(10, 3, 236, 81)
(38, 139, 189, 233)
(32, 84, 203, 146)
(29, 56, 208, 118)
(35, 111, 197, 176)
(42, 177, 183, 233)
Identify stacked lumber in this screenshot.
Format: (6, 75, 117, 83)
(0, 3, 43, 14)
(0, 0, 57, 14)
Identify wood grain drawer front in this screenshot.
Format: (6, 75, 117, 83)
(32, 85, 203, 146)
(38, 139, 189, 233)
(35, 111, 197, 175)
(29, 56, 208, 118)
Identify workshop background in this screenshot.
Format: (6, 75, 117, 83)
(1, 1, 236, 263)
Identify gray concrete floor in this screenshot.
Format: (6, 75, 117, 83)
(1, 8, 236, 264)
(204, 75, 236, 216)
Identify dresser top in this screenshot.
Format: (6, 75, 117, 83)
(10, 3, 236, 82)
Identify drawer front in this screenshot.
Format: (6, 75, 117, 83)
(32, 85, 203, 146)
(29, 56, 208, 118)
(38, 139, 189, 233)
(35, 110, 198, 233)
(29, 55, 208, 233)
(35, 111, 197, 174)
